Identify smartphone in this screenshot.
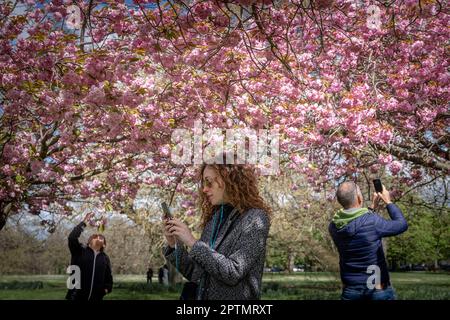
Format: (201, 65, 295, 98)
(161, 202, 173, 220)
(373, 179, 383, 193)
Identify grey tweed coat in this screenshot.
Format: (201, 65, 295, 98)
(164, 207, 270, 300)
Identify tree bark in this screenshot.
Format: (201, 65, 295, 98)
(168, 262, 177, 287)
(287, 250, 296, 273)
(0, 202, 12, 232)
(375, 143, 450, 172)
(0, 213, 6, 231)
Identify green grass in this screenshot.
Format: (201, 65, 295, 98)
(260, 272, 450, 300)
(0, 272, 449, 300)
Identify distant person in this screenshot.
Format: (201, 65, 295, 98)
(162, 264, 169, 286)
(158, 266, 164, 285)
(146, 267, 153, 285)
(65, 212, 113, 301)
(329, 181, 408, 300)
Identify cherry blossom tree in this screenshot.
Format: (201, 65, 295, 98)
(1, 0, 448, 230)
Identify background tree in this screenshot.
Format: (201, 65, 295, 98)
(1, 0, 448, 231)
(260, 169, 338, 272)
(388, 181, 450, 270)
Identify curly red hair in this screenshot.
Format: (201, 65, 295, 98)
(197, 153, 272, 228)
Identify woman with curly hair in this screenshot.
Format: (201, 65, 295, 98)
(163, 153, 271, 300)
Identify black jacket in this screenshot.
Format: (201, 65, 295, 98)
(66, 222, 113, 301)
(164, 207, 270, 299)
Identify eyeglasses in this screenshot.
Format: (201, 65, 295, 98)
(201, 177, 217, 189)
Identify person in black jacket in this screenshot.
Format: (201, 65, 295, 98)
(66, 212, 113, 301)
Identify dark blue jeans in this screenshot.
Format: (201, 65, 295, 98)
(341, 285, 396, 300)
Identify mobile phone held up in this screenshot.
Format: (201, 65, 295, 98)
(373, 179, 383, 193)
(161, 202, 173, 220)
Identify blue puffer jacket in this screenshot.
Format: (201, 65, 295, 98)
(329, 204, 408, 287)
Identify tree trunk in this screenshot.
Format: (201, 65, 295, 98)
(287, 250, 296, 273)
(382, 238, 388, 261)
(168, 262, 177, 287)
(0, 202, 12, 232)
(0, 214, 6, 231)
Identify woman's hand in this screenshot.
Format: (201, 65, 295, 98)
(166, 218, 197, 248)
(163, 219, 177, 248)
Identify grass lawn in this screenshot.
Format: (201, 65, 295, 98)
(0, 272, 449, 300)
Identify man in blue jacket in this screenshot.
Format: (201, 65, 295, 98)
(329, 181, 408, 300)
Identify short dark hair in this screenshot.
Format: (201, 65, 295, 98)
(87, 234, 106, 251)
(336, 182, 359, 209)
